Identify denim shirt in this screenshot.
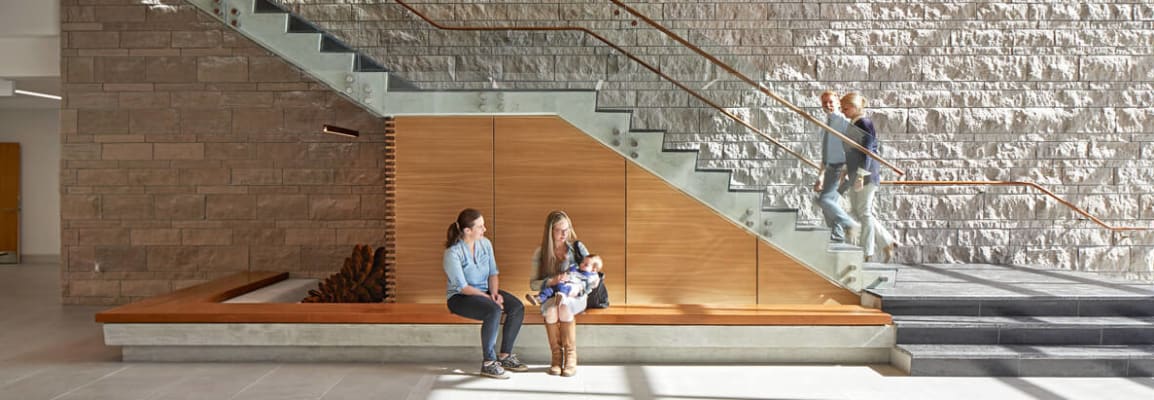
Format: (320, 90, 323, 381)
(443, 237, 499, 299)
(821, 111, 849, 166)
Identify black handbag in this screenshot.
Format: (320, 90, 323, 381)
(573, 240, 609, 309)
(586, 272, 609, 309)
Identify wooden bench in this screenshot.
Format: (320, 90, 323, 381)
(96, 272, 895, 363)
(96, 271, 891, 325)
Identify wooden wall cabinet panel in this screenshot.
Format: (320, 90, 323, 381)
(625, 163, 757, 304)
(757, 241, 858, 304)
(493, 117, 626, 304)
(394, 117, 494, 303)
(396, 116, 846, 306)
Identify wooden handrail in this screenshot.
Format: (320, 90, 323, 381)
(387, 1, 1148, 232)
(606, 0, 903, 176)
(392, 0, 819, 169)
(882, 180, 1152, 232)
(604, 1, 1151, 232)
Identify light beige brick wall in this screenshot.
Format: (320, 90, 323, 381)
(60, 0, 390, 305)
(281, 0, 1154, 277)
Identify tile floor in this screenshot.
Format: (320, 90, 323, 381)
(4, 263, 1154, 399)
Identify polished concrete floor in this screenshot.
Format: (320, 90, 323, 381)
(4, 263, 1154, 399)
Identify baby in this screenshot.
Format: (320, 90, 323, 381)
(525, 255, 602, 306)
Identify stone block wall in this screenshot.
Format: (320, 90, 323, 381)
(60, 0, 390, 304)
(278, 0, 1154, 278)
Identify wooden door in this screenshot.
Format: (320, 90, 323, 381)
(0, 143, 18, 263)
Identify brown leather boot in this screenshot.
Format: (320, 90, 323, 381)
(544, 322, 562, 375)
(559, 321, 577, 377)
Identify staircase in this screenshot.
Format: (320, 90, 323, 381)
(873, 264, 1154, 377)
(192, 0, 877, 292)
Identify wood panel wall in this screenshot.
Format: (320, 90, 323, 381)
(757, 242, 860, 305)
(394, 116, 856, 305)
(494, 118, 627, 305)
(625, 163, 758, 304)
(394, 117, 493, 303)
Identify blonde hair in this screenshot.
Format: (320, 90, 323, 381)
(820, 90, 837, 101)
(535, 210, 578, 280)
(840, 92, 867, 110)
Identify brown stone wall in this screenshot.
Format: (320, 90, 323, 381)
(60, 0, 390, 305)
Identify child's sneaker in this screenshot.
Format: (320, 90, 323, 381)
(479, 361, 509, 379)
(498, 353, 529, 372)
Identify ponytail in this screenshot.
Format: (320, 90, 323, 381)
(445, 208, 482, 248)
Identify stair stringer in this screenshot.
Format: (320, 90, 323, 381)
(189, 0, 392, 116)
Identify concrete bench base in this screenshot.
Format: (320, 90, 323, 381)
(106, 323, 894, 363)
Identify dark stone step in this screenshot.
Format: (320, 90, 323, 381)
(879, 297, 1154, 317)
(896, 316, 1154, 345)
(897, 344, 1154, 377)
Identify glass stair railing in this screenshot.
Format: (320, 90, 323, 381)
(187, 0, 1151, 294)
(188, 0, 877, 292)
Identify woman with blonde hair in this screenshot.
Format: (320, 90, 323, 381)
(840, 93, 898, 262)
(529, 210, 601, 377)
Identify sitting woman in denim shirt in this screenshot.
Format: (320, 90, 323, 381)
(443, 208, 527, 379)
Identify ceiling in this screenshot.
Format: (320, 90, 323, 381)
(0, 0, 60, 110)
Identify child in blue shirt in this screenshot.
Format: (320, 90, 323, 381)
(525, 255, 602, 306)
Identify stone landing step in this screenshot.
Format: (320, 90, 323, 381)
(895, 316, 1154, 345)
(876, 296, 1154, 317)
(894, 344, 1154, 377)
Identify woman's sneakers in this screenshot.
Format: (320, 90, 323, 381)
(480, 354, 527, 379)
(479, 361, 509, 379)
(498, 353, 529, 372)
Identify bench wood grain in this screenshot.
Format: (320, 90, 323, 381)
(96, 272, 891, 326)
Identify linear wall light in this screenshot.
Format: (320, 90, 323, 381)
(322, 125, 360, 138)
(13, 90, 62, 101)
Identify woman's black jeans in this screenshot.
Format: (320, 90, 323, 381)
(447, 290, 524, 362)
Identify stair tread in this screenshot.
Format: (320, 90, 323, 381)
(898, 344, 1154, 359)
(871, 291, 1154, 300)
(861, 263, 900, 271)
(896, 315, 1154, 328)
(827, 244, 863, 254)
